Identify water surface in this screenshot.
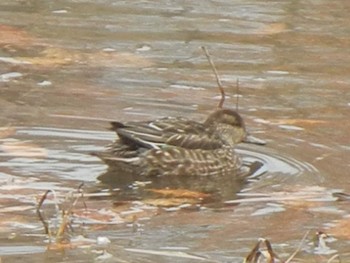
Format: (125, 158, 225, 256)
(0, 0, 350, 262)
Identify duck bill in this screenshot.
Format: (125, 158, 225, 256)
(243, 134, 266, 145)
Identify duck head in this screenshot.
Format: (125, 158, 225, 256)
(204, 109, 266, 146)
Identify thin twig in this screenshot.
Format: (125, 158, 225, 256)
(263, 238, 281, 263)
(56, 210, 70, 241)
(201, 46, 225, 108)
(77, 182, 87, 210)
(327, 254, 341, 263)
(236, 78, 240, 112)
(37, 184, 88, 242)
(37, 190, 52, 235)
(285, 230, 310, 263)
(244, 238, 281, 263)
(244, 239, 262, 262)
(55, 184, 86, 240)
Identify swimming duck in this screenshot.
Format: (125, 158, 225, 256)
(94, 109, 265, 177)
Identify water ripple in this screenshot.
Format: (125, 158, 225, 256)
(2, 127, 320, 202)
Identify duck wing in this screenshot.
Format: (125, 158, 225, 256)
(110, 117, 222, 150)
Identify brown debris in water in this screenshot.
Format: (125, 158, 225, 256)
(147, 188, 211, 199)
(143, 188, 212, 207)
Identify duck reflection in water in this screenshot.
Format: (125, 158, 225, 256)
(93, 108, 265, 202)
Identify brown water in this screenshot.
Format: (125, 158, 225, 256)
(1, 0, 350, 262)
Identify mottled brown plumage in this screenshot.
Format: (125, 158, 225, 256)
(94, 109, 264, 177)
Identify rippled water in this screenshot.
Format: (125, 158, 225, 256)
(1, 0, 350, 262)
(3, 126, 316, 204)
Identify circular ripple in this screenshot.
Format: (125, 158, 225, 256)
(236, 144, 319, 180)
(6, 127, 320, 202)
(236, 144, 319, 188)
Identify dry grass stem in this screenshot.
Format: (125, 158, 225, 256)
(285, 231, 309, 263)
(244, 238, 281, 263)
(201, 46, 225, 108)
(36, 184, 87, 242)
(327, 254, 341, 263)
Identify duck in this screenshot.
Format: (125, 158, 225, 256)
(94, 108, 265, 178)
